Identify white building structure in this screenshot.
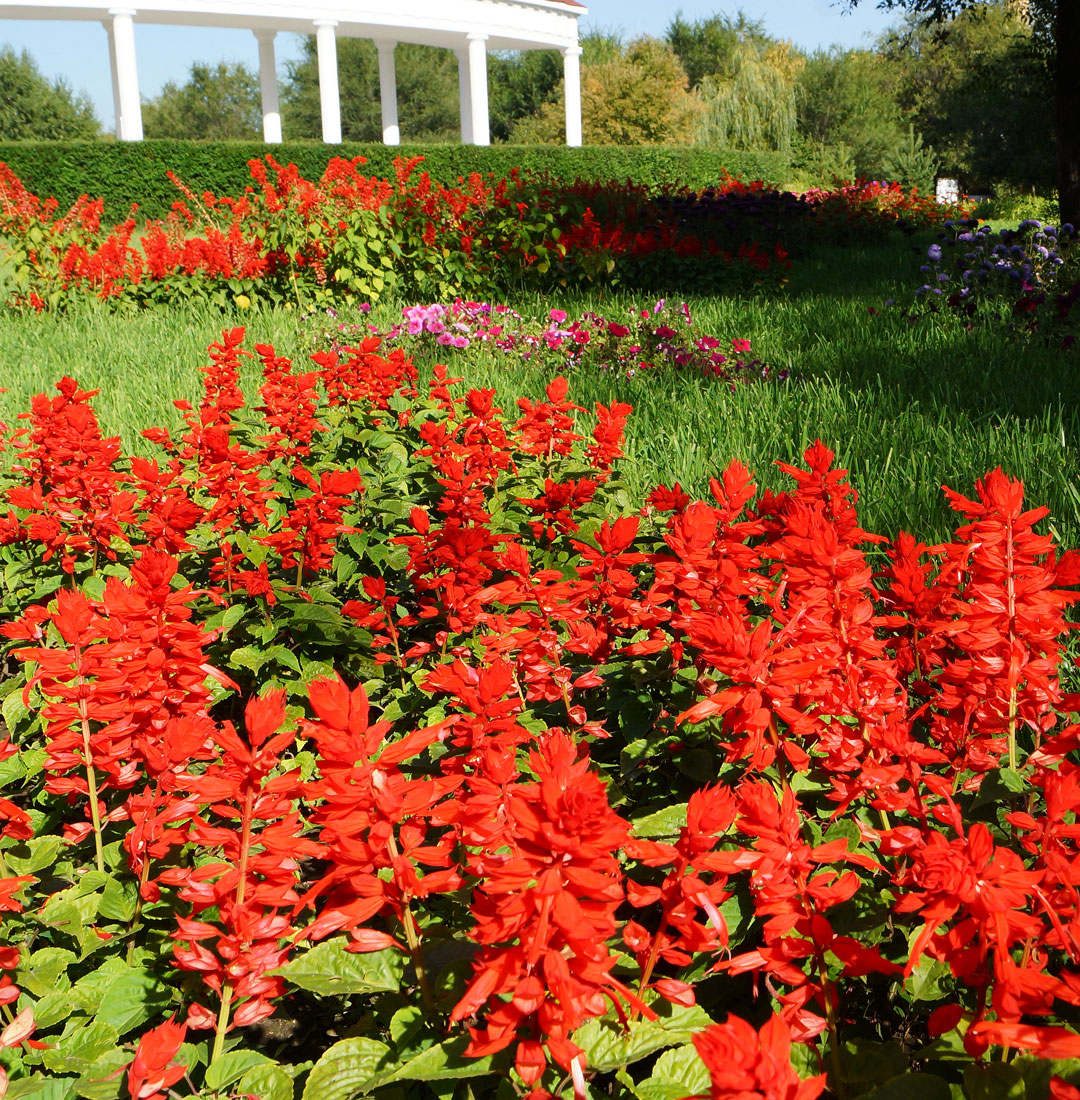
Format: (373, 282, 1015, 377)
(0, 0, 586, 145)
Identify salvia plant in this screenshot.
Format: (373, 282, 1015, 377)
(0, 330, 1077, 1100)
(0, 157, 967, 316)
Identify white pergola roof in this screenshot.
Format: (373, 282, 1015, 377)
(0, 0, 587, 144)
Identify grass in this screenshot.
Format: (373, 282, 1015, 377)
(1, 229, 1078, 547)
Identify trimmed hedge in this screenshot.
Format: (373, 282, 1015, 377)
(0, 140, 791, 220)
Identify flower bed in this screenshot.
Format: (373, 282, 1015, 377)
(307, 297, 792, 386)
(0, 330, 1078, 1099)
(908, 217, 1080, 347)
(0, 157, 964, 314)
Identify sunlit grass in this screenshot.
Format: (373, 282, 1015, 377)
(1, 231, 1077, 545)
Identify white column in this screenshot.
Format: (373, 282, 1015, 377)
(375, 39, 399, 145)
(314, 19, 342, 144)
(562, 45, 583, 147)
(466, 33, 489, 146)
(108, 8, 142, 141)
(102, 19, 123, 139)
(455, 48, 473, 145)
(254, 30, 282, 144)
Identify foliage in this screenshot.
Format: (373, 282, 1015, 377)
(695, 40, 801, 155)
(0, 329, 1080, 1098)
(0, 140, 791, 221)
(281, 38, 460, 144)
(796, 48, 907, 180)
(143, 62, 262, 142)
(664, 9, 774, 88)
(875, 3, 1055, 192)
(880, 124, 939, 193)
(511, 36, 702, 146)
(0, 45, 100, 141)
(487, 49, 564, 144)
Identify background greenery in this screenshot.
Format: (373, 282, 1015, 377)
(0, 1, 1055, 197)
(0, 140, 790, 220)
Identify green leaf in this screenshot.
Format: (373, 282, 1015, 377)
(631, 802, 688, 839)
(389, 1005, 426, 1055)
(74, 1049, 129, 1100)
(840, 1039, 907, 1085)
(6, 1078, 77, 1100)
(300, 1037, 393, 1100)
(4, 835, 63, 876)
(31, 991, 78, 1029)
(20, 947, 76, 997)
(635, 1044, 710, 1100)
(205, 1050, 273, 1090)
(95, 969, 172, 1037)
(2, 689, 30, 732)
(42, 1020, 120, 1074)
(98, 875, 137, 922)
(238, 1064, 295, 1100)
(278, 940, 403, 997)
(964, 1063, 1025, 1100)
(574, 1004, 712, 1073)
(379, 1034, 501, 1083)
(1017, 1056, 1080, 1100)
(854, 1073, 951, 1100)
(906, 956, 950, 1002)
(69, 957, 130, 1014)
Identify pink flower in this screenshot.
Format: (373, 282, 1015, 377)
(550, 308, 567, 322)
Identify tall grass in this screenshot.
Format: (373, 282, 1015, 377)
(1, 232, 1076, 545)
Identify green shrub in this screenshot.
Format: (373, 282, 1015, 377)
(0, 140, 790, 219)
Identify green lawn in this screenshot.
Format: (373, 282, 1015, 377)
(2, 231, 1077, 546)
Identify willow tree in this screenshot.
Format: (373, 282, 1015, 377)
(694, 40, 801, 153)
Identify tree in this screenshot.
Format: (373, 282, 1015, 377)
(796, 48, 906, 177)
(143, 62, 261, 140)
(696, 39, 801, 154)
(511, 35, 701, 145)
(282, 39, 459, 143)
(488, 50, 564, 143)
(0, 46, 99, 140)
(838, 0, 1078, 223)
(875, 4, 1054, 192)
(665, 10, 774, 88)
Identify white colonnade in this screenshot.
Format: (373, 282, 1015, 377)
(30, 0, 586, 147)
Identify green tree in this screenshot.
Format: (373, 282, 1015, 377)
(488, 50, 563, 143)
(143, 61, 261, 140)
(840, 0, 1076, 223)
(796, 48, 906, 177)
(511, 35, 700, 145)
(0, 46, 99, 140)
(876, 3, 1054, 191)
(696, 39, 801, 154)
(282, 38, 459, 143)
(665, 10, 773, 88)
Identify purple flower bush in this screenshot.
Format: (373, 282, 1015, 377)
(913, 217, 1080, 345)
(305, 299, 793, 386)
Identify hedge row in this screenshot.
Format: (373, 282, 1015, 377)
(0, 140, 791, 220)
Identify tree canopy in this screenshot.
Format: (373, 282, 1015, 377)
(143, 62, 261, 141)
(0, 46, 99, 141)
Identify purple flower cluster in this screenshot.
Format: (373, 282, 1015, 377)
(916, 218, 1075, 310)
(306, 299, 793, 386)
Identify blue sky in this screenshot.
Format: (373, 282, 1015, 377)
(0, 1, 899, 132)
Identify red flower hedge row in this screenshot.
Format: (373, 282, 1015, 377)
(0, 157, 964, 314)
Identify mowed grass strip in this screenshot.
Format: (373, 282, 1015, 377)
(1, 231, 1077, 544)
